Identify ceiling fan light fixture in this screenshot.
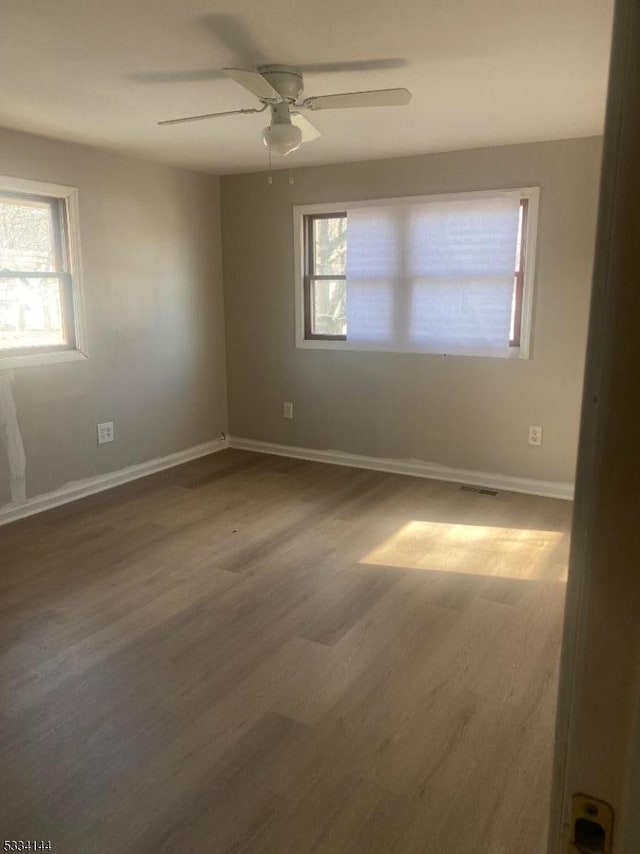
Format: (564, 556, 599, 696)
(262, 122, 303, 156)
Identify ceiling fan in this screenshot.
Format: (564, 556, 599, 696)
(158, 64, 412, 156)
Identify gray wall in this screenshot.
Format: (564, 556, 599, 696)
(221, 137, 602, 485)
(0, 128, 227, 507)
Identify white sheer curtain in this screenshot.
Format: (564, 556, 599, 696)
(345, 192, 521, 356)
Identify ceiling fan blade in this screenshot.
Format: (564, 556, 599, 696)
(303, 88, 412, 111)
(291, 112, 321, 143)
(200, 13, 267, 67)
(158, 107, 263, 126)
(223, 68, 281, 100)
(129, 69, 225, 84)
(299, 58, 407, 74)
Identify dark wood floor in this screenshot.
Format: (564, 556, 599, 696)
(0, 449, 571, 853)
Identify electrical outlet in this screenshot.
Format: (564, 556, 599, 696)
(97, 421, 114, 444)
(283, 402, 294, 420)
(528, 425, 543, 446)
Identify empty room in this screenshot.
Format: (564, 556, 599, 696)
(3, 0, 636, 852)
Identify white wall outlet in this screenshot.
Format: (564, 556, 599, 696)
(97, 421, 114, 444)
(528, 425, 543, 446)
(283, 402, 294, 420)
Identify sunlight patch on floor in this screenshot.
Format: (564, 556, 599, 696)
(359, 520, 567, 581)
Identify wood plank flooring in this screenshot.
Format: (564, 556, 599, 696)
(0, 449, 572, 853)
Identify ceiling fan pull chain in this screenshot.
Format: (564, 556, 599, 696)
(267, 147, 273, 184)
(289, 151, 294, 185)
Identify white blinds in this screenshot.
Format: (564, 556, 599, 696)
(345, 192, 522, 356)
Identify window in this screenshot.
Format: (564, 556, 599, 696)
(304, 213, 347, 339)
(295, 188, 539, 358)
(0, 175, 86, 369)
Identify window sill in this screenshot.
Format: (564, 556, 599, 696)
(0, 348, 89, 371)
(296, 337, 529, 359)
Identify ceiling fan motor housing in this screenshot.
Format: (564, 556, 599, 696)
(258, 65, 304, 102)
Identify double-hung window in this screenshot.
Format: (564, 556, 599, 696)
(295, 187, 539, 358)
(303, 213, 347, 339)
(0, 175, 86, 369)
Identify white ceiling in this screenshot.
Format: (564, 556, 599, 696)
(0, 0, 613, 175)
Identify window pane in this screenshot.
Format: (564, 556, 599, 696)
(509, 275, 518, 342)
(410, 277, 512, 352)
(514, 202, 525, 270)
(311, 279, 347, 336)
(0, 277, 66, 350)
(346, 279, 394, 344)
(0, 197, 56, 272)
(313, 216, 347, 276)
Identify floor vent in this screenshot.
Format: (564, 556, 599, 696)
(460, 485, 499, 497)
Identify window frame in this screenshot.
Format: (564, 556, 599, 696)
(509, 198, 529, 349)
(0, 175, 87, 370)
(293, 187, 540, 359)
(303, 211, 347, 341)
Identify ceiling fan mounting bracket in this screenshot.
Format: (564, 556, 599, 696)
(257, 64, 304, 102)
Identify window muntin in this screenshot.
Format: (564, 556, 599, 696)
(298, 189, 538, 358)
(0, 189, 76, 356)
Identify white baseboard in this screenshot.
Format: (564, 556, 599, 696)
(229, 436, 574, 501)
(0, 436, 229, 527)
(0, 432, 573, 528)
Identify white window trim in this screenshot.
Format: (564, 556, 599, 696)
(0, 174, 88, 370)
(293, 186, 540, 359)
